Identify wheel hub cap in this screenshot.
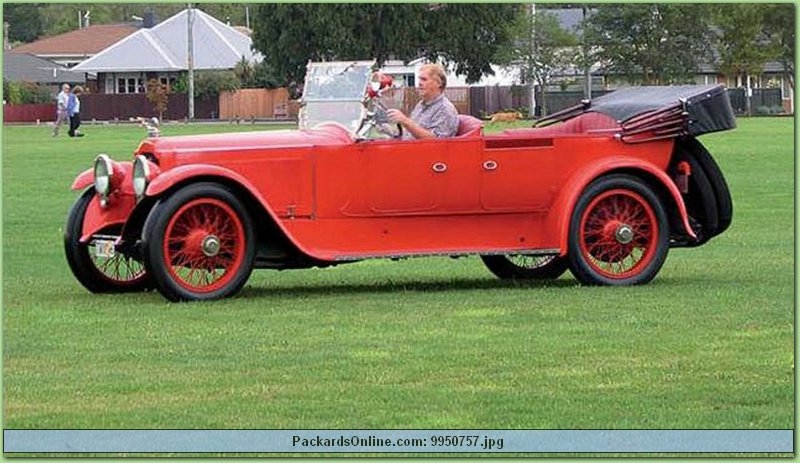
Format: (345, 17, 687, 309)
(201, 235, 221, 257)
(615, 224, 634, 244)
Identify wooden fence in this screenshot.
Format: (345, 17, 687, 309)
(218, 88, 291, 119)
(3, 103, 54, 123)
(5, 86, 788, 124)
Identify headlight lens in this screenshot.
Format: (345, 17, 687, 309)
(132, 155, 150, 200)
(93, 154, 113, 199)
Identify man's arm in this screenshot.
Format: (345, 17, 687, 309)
(386, 109, 436, 139)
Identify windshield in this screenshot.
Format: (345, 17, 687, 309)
(298, 61, 374, 134)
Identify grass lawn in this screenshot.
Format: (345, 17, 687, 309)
(2, 118, 794, 438)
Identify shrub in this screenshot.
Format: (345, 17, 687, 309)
(194, 70, 239, 100)
(3, 80, 52, 104)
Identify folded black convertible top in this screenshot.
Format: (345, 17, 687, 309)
(589, 84, 737, 136)
(538, 84, 737, 141)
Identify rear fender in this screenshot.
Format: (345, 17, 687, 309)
(548, 156, 697, 256)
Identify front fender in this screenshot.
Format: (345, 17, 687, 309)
(145, 164, 322, 259)
(548, 156, 697, 256)
(71, 168, 93, 190)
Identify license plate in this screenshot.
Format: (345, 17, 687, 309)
(94, 240, 116, 258)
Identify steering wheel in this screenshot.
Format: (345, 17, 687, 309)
(366, 101, 403, 139)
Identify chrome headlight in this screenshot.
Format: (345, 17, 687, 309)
(132, 155, 150, 201)
(93, 154, 113, 201)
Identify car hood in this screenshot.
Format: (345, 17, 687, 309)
(135, 124, 354, 158)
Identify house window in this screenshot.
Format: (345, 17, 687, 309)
(128, 78, 137, 93)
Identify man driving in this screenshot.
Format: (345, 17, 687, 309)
(387, 63, 459, 139)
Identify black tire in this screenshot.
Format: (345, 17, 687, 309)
(568, 174, 669, 286)
(682, 138, 733, 235)
(681, 154, 720, 244)
(481, 254, 569, 280)
(64, 188, 152, 293)
(141, 182, 256, 302)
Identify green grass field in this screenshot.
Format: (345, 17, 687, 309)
(2, 118, 794, 438)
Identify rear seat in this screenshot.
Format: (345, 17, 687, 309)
(504, 112, 619, 136)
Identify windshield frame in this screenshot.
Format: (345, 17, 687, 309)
(298, 61, 375, 135)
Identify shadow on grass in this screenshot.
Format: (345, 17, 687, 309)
(74, 273, 695, 304)
(239, 276, 581, 300)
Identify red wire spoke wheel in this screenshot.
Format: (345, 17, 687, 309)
(90, 247, 148, 285)
(143, 183, 255, 301)
(480, 254, 569, 280)
(64, 188, 152, 293)
(568, 175, 669, 286)
(164, 198, 246, 293)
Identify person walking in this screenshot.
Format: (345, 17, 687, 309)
(67, 86, 84, 137)
(52, 83, 70, 137)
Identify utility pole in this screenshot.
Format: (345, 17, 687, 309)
(582, 5, 592, 101)
(528, 3, 537, 119)
(187, 3, 195, 120)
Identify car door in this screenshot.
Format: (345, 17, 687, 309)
(478, 136, 559, 212)
(343, 137, 482, 216)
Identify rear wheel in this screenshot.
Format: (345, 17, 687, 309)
(142, 183, 255, 301)
(481, 254, 568, 280)
(64, 188, 151, 293)
(568, 174, 669, 285)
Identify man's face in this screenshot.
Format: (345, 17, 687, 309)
(416, 70, 440, 101)
(64, 85, 70, 92)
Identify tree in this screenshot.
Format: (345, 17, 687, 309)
(584, 4, 714, 85)
(146, 78, 168, 120)
(3, 3, 45, 43)
(713, 5, 777, 81)
(712, 4, 782, 115)
(250, 3, 520, 96)
(762, 4, 795, 91)
(494, 7, 579, 117)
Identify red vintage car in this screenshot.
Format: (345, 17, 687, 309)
(65, 61, 735, 301)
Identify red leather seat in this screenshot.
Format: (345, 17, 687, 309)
(456, 115, 484, 138)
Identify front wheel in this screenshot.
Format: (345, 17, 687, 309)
(481, 254, 569, 280)
(64, 188, 152, 293)
(568, 174, 669, 286)
(142, 183, 255, 302)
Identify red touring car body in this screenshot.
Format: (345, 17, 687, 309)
(65, 61, 736, 301)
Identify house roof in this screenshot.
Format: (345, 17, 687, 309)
(72, 8, 260, 73)
(8, 24, 139, 58)
(3, 53, 86, 83)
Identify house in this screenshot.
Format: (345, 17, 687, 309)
(3, 53, 85, 91)
(7, 23, 139, 69)
(72, 8, 261, 95)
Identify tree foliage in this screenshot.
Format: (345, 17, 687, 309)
(8, 4, 250, 40)
(762, 4, 795, 88)
(2, 80, 53, 105)
(494, 7, 579, 116)
(3, 3, 45, 43)
(145, 78, 168, 120)
(583, 4, 714, 85)
(250, 3, 520, 96)
(711, 4, 777, 80)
